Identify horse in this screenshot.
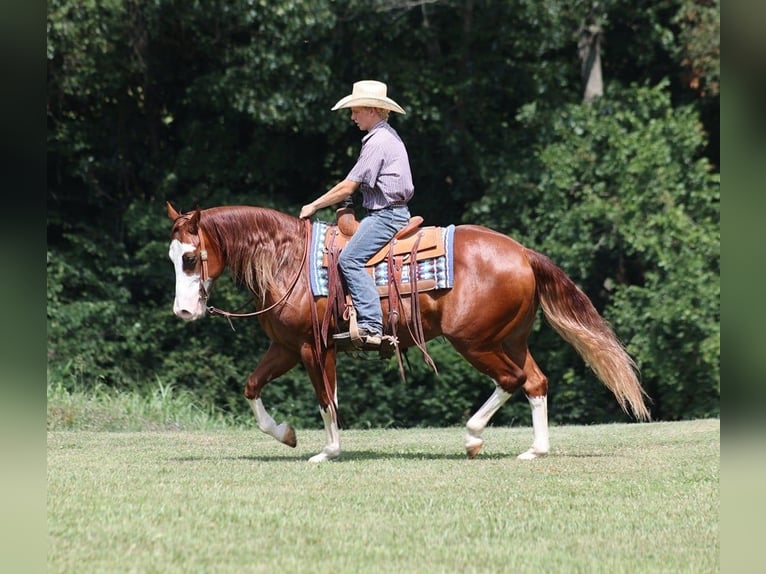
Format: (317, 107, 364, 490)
(166, 202, 650, 462)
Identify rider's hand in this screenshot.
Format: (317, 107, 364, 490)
(299, 204, 316, 219)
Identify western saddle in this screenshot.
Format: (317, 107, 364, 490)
(320, 206, 440, 374)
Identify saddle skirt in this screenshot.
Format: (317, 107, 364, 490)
(309, 221, 456, 297)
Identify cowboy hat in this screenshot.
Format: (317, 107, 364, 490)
(331, 80, 406, 114)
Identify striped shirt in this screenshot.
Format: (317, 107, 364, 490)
(346, 120, 414, 210)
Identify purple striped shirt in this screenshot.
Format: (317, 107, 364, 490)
(346, 120, 414, 210)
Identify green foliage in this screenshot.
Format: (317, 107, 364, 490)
(468, 81, 719, 420)
(47, 0, 719, 426)
(673, 0, 720, 97)
(337, 340, 491, 428)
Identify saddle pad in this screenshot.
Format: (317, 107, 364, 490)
(309, 221, 455, 297)
(323, 225, 444, 268)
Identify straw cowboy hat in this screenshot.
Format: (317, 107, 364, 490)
(331, 80, 406, 114)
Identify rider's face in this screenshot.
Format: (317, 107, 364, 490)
(350, 107, 380, 131)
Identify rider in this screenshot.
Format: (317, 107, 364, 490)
(299, 80, 414, 348)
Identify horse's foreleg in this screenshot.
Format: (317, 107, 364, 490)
(465, 385, 512, 459)
(244, 343, 299, 448)
(308, 404, 341, 463)
(300, 343, 341, 463)
(517, 352, 550, 460)
(248, 397, 297, 448)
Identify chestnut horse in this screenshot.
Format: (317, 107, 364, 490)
(167, 202, 650, 462)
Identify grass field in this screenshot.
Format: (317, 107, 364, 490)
(48, 419, 719, 573)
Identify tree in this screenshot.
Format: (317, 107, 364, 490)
(468, 81, 719, 420)
(47, 0, 719, 426)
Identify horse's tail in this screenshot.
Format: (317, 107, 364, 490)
(526, 249, 651, 421)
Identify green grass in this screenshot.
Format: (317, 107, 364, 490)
(48, 420, 719, 573)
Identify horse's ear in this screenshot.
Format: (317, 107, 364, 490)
(188, 206, 201, 234)
(167, 201, 180, 221)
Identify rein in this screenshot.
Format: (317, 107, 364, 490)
(203, 219, 312, 321)
(191, 212, 335, 413)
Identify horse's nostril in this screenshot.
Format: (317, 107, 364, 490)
(175, 309, 193, 320)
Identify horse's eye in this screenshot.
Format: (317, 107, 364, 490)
(182, 254, 197, 271)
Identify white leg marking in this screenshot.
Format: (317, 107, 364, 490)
(465, 385, 511, 453)
(308, 406, 341, 463)
(248, 398, 291, 444)
(517, 395, 550, 460)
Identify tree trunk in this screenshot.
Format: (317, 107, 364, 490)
(579, 22, 603, 103)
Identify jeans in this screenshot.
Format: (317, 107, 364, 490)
(338, 205, 410, 334)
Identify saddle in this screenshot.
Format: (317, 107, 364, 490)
(319, 206, 440, 374)
(322, 206, 446, 295)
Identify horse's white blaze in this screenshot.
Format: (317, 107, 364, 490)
(517, 395, 550, 460)
(308, 406, 340, 463)
(168, 239, 206, 319)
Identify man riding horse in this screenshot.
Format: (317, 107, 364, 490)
(299, 80, 413, 349)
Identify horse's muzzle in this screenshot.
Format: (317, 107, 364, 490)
(173, 302, 207, 321)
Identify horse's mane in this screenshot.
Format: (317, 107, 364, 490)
(201, 206, 304, 305)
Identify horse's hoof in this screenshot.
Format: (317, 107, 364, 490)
(517, 448, 547, 460)
(308, 450, 339, 463)
(465, 434, 484, 459)
(282, 425, 297, 448)
(466, 443, 483, 459)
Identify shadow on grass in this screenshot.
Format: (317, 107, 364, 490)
(331, 450, 611, 461)
(169, 449, 535, 463)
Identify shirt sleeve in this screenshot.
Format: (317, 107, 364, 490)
(346, 142, 383, 188)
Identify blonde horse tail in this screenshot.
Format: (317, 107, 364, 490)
(526, 249, 651, 421)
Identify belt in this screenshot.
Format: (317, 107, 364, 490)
(368, 201, 408, 212)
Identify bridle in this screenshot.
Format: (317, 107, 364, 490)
(177, 214, 311, 323)
(196, 227, 212, 303)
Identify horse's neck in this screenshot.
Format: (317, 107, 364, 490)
(208, 207, 303, 256)
(206, 207, 305, 298)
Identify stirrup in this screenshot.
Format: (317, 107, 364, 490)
(333, 329, 381, 348)
(333, 330, 396, 355)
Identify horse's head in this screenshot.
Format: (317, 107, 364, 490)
(166, 201, 220, 321)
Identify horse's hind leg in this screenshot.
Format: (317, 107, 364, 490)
(465, 385, 513, 459)
(454, 344, 527, 459)
(517, 351, 550, 460)
(244, 343, 300, 448)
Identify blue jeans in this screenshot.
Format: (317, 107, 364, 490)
(338, 206, 410, 334)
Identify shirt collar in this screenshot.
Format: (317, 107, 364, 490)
(362, 120, 387, 143)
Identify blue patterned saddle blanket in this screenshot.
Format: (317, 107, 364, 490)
(308, 221, 455, 297)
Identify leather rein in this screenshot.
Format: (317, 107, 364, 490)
(186, 213, 333, 411)
(197, 218, 312, 321)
